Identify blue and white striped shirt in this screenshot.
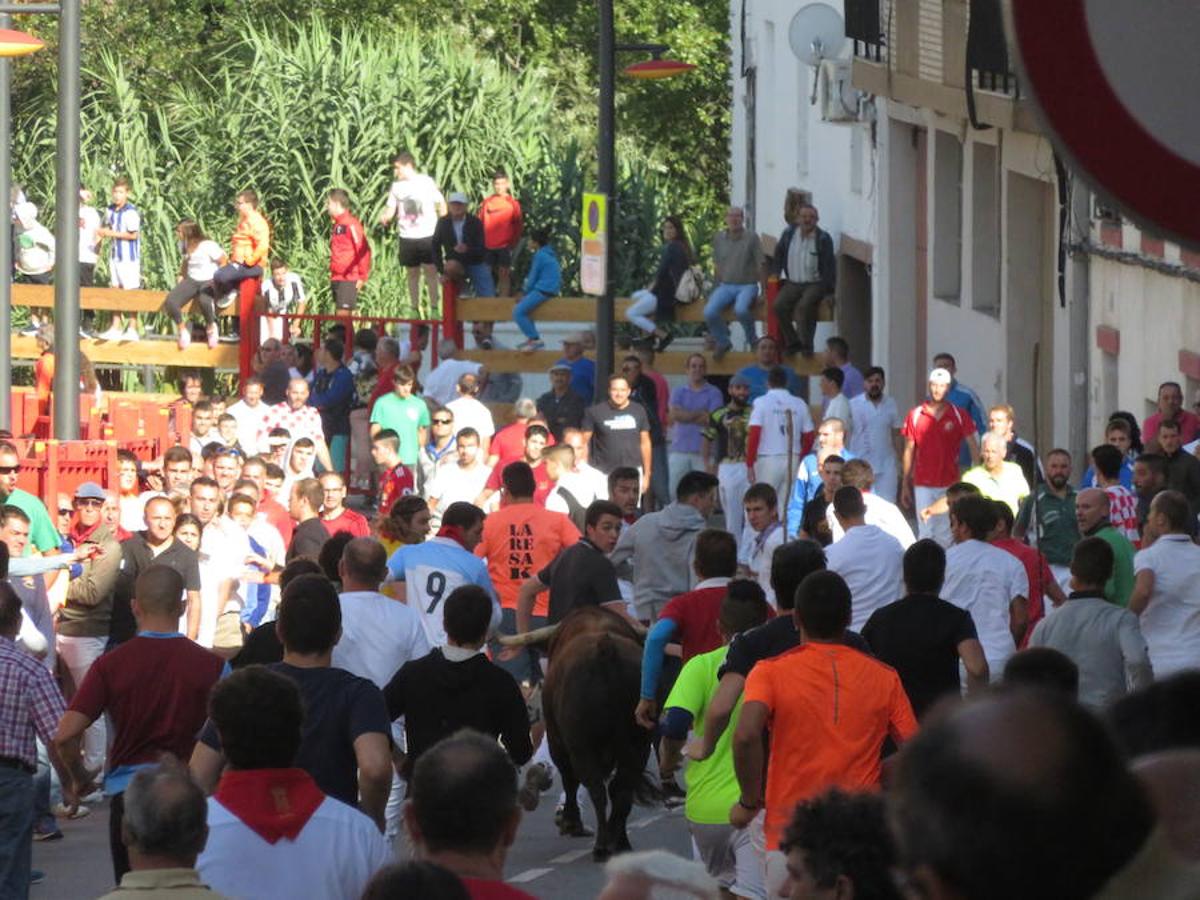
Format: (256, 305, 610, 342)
(104, 202, 140, 262)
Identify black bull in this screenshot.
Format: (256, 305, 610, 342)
(542, 606, 660, 861)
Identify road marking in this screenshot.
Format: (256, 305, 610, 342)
(629, 811, 666, 830)
(550, 849, 594, 864)
(509, 868, 553, 884)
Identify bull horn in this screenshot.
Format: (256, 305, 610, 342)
(496, 624, 560, 647)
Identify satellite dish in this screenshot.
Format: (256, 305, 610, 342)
(788, 3, 847, 66)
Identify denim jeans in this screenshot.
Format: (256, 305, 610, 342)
(33, 740, 57, 835)
(704, 283, 759, 349)
(466, 263, 496, 298)
(512, 290, 553, 340)
(0, 765, 34, 899)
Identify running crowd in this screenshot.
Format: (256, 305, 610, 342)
(6, 200, 1200, 897)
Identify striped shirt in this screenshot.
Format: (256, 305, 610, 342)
(105, 202, 140, 262)
(0, 636, 66, 768)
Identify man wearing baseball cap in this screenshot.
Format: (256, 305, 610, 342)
(900, 368, 980, 546)
(556, 332, 596, 401)
(432, 191, 495, 297)
(538, 363, 586, 442)
(57, 481, 123, 777)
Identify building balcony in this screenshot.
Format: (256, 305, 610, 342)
(846, 0, 1038, 132)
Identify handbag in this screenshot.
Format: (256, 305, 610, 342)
(674, 265, 704, 305)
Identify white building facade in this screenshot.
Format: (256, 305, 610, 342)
(731, 0, 1100, 464)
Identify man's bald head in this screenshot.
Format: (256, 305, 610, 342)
(338, 537, 388, 590)
(890, 690, 1155, 900)
(1075, 487, 1111, 534)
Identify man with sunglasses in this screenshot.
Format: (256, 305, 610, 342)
(419, 407, 458, 492)
(0, 442, 59, 555)
(56, 482, 122, 777)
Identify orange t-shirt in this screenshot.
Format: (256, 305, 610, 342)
(35, 352, 54, 410)
(231, 208, 270, 268)
(476, 502, 579, 616)
(743, 642, 917, 849)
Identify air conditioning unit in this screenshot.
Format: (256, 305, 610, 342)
(819, 59, 859, 122)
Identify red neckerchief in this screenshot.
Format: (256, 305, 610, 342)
(68, 519, 103, 545)
(214, 768, 326, 844)
(436, 524, 468, 549)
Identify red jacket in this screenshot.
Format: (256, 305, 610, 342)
(330, 211, 371, 281)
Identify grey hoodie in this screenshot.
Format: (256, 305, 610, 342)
(610, 501, 706, 619)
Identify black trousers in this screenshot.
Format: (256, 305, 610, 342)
(773, 280, 826, 350)
(109, 791, 130, 884)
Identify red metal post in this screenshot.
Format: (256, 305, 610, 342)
(442, 280, 463, 345)
(237, 277, 262, 382)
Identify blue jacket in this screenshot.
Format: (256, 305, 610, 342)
(524, 245, 561, 296)
(309, 364, 356, 437)
(785, 449, 856, 539)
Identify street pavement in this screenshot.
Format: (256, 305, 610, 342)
(33, 783, 689, 899)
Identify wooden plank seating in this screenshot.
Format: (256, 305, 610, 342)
(9, 282, 834, 376)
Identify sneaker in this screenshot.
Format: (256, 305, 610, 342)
(19, 325, 38, 337)
(96, 325, 123, 340)
(206, 325, 219, 349)
(518, 762, 553, 811)
(712, 341, 731, 361)
(177, 328, 191, 350)
(655, 332, 674, 352)
(122, 325, 140, 341)
(33, 825, 63, 841)
(29, 870, 44, 886)
(516, 339, 545, 354)
(81, 789, 105, 805)
(51, 803, 89, 820)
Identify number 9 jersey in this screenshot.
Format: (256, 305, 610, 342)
(384, 535, 500, 647)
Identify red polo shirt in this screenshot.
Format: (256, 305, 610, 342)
(321, 507, 371, 539)
(993, 536, 1050, 646)
(659, 581, 738, 662)
(901, 402, 976, 488)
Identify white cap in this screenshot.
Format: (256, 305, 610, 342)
(447, 191, 469, 205)
(928, 367, 952, 385)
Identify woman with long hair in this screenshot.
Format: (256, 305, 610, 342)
(625, 215, 693, 352)
(161, 219, 227, 350)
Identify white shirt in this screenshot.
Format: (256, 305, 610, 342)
(827, 492, 915, 548)
(423, 358, 483, 407)
(546, 470, 600, 518)
(825, 523, 904, 630)
(446, 395, 496, 439)
(944, 539, 1029, 673)
(261, 272, 307, 314)
(1134, 534, 1200, 677)
(745, 521, 785, 607)
(193, 520, 252, 648)
(185, 239, 225, 281)
(428, 461, 492, 508)
(574, 462, 610, 501)
(749, 389, 813, 458)
(332, 590, 431, 689)
(198, 795, 391, 900)
(823, 393, 852, 439)
(119, 494, 147, 533)
(79, 205, 101, 265)
(385, 174, 445, 240)
(227, 398, 270, 455)
(848, 393, 902, 476)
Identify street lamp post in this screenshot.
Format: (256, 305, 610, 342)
(593, 0, 693, 401)
(52, 0, 80, 440)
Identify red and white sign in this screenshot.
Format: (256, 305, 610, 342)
(1009, 0, 1200, 248)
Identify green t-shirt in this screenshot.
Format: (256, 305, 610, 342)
(663, 645, 741, 825)
(1095, 524, 1136, 607)
(369, 393, 431, 466)
(7, 488, 60, 554)
(1016, 487, 1079, 567)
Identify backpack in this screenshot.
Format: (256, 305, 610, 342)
(555, 485, 588, 534)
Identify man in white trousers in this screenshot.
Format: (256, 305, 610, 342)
(746, 366, 813, 536)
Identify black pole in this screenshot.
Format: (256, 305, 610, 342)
(0, 11, 11, 432)
(595, 0, 615, 403)
(52, 0, 80, 439)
